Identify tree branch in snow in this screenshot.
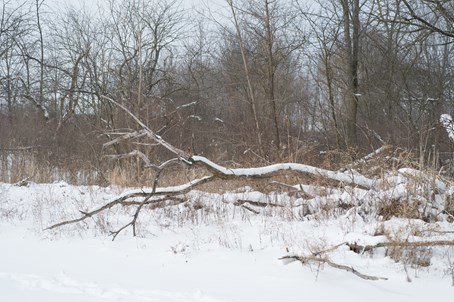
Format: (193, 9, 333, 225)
(280, 255, 388, 281)
(45, 176, 214, 233)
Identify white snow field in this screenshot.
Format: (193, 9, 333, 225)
(1, 178, 453, 302)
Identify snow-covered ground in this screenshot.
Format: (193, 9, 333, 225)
(1, 181, 453, 301)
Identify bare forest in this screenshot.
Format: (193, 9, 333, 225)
(0, 0, 452, 186)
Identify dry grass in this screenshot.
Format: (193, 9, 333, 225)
(0, 151, 105, 185)
(378, 199, 423, 221)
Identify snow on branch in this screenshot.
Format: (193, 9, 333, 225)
(340, 145, 391, 172)
(191, 156, 376, 189)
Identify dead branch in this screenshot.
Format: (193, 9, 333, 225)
(147, 157, 182, 170)
(240, 204, 261, 214)
(45, 176, 214, 231)
(421, 229, 454, 235)
(102, 96, 190, 159)
(233, 199, 284, 208)
(45, 197, 126, 230)
(119, 196, 184, 207)
(111, 196, 185, 240)
(103, 130, 148, 148)
(104, 150, 152, 167)
(227, 199, 285, 215)
(280, 255, 388, 281)
(340, 145, 391, 172)
(311, 241, 348, 257)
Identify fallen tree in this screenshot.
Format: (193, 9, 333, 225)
(46, 97, 453, 263)
(45, 97, 383, 237)
(41, 97, 454, 286)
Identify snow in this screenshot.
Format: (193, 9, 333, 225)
(440, 114, 454, 141)
(177, 101, 198, 109)
(1, 180, 454, 301)
(188, 115, 202, 121)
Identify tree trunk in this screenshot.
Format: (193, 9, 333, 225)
(227, 0, 264, 155)
(264, 0, 280, 154)
(341, 0, 359, 149)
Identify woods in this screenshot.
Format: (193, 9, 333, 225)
(0, 0, 452, 185)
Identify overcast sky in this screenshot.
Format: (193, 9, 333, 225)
(47, 0, 228, 12)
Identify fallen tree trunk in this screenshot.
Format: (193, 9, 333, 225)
(43, 96, 392, 238)
(191, 156, 375, 189)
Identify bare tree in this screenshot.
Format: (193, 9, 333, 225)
(340, 0, 361, 149)
(226, 0, 264, 155)
(398, 0, 454, 38)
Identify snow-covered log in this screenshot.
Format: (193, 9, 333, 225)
(191, 156, 375, 189)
